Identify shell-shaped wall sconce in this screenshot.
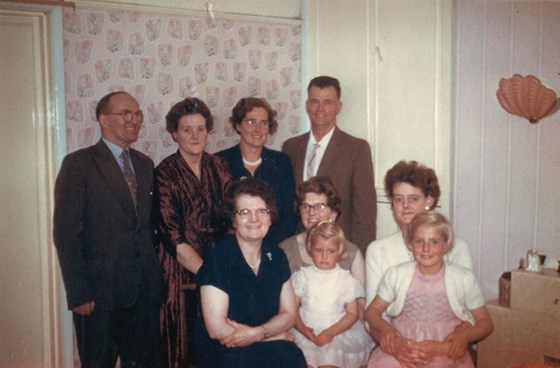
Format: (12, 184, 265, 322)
(496, 74, 559, 123)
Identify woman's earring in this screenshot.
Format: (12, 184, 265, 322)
(425, 206, 431, 211)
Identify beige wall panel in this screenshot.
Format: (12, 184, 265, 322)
(0, 8, 61, 368)
(374, 0, 451, 217)
(307, 0, 451, 238)
(454, 0, 560, 298)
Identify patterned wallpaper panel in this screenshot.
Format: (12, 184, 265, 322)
(63, 8, 303, 164)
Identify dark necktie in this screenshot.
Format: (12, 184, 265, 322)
(120, 149, 137, 210)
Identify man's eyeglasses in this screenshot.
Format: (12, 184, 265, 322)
(105, 110, 144, 123)
(242, 119, 270, 128)
(299, 203, 329, 213)
(235, 208, 271, 221)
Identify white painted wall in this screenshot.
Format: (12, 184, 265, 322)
(306, 0, 453, 239)
(454, 0, 560, 298)
(308, 0, 560, 299)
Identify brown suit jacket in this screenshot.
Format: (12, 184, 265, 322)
(53, 139, 162, 310)
(282, 127, 377, 253)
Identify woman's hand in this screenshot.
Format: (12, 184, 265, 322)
(444, 307, 494, 360)
(443, 330, 469, 359)
(378, 327, 401, 355)
(220, 319, 263, 348)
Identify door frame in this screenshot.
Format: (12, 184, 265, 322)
(0, 1, 69, 366)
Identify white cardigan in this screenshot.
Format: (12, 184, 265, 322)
(377, 261, 485, 325)
(365, 231, 473, 306)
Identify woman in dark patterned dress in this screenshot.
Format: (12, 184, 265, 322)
(153, 97, 232, 368)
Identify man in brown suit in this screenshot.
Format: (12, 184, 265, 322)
(282, 76, 376, 254)
(53, 91, 162, 367)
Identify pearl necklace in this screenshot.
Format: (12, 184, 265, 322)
(242, 157, 262, 167)
(247, 259, 261, 269)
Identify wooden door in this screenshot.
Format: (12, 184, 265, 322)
(0, 5, 67, 367)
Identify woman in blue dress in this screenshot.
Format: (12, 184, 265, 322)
(194, 178, 306, 368)
(215, 97, 297, 245)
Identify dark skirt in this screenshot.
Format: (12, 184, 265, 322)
(193, 319, 307, 368)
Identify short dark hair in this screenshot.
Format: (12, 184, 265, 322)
(384, 160, 441, 209)
(307, 76, 341, 99)
(229, 97, 278, 135)
(95, 91, 129, 121)
(405, 211, 454, 254)
(165, 97, 214, 134)
(224, 178, 278, 226)
(295, 176, 341, 220)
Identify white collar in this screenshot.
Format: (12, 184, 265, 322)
(309, 126, 335, 146)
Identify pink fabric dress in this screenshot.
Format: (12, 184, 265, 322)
(368, 265, 474, 368)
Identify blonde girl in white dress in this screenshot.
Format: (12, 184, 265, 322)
(291, 221, 373, 368)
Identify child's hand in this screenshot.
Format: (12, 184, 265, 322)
(393, 339, 428, 368)
(314, 330, 334, 346)
(409, 340, 441, 362)
(300, 325, 316, 343)
(443, 331, 469, 359)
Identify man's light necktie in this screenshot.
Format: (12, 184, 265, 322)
(306, 143, 320, 180)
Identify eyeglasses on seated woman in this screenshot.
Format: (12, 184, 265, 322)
(193, 177, 306, 368)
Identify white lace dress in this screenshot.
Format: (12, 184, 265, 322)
(291, 265, 373, 368)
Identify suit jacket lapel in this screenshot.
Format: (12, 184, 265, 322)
(317, 127, 343, 177)
(131, 149, 152, 225)
(93, 140, 137, 222)
(293, 133, 309, 183)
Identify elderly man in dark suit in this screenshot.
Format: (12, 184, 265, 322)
(282, 76, 377, 254)
(53, 91, 162, 367)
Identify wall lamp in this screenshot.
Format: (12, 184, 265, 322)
(496, 74, 559, 124)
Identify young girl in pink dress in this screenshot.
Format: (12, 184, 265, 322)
(291, 221, 373, 368)
(366, 211, 493, 368)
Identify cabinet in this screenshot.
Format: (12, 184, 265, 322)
(477, 269, 560, 368)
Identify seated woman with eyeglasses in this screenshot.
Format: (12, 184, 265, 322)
(215, 97, 297, 246)
(193, 178, 307, 368)
(279, 176, 365, 292)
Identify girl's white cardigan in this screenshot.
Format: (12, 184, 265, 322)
(377, 261, 485, 325)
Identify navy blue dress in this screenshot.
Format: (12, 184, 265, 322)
(215, 145, 297, 245)
(194, 235, 307, 368)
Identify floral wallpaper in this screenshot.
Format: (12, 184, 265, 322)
(63, 7, 303, 164)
